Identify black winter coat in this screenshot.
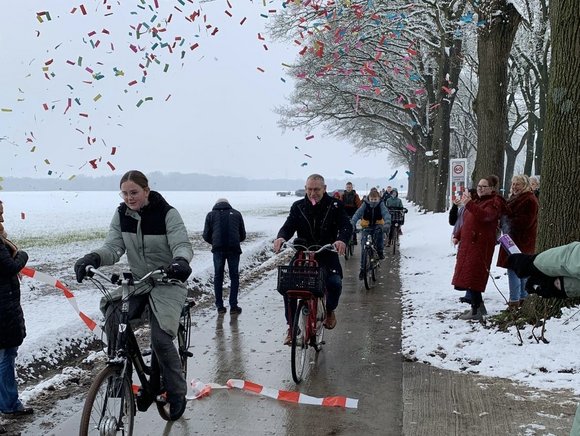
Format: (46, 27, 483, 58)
(203, 202, 246, 253)
(0, 239, 28, 349)
(277, 194, 352, 277)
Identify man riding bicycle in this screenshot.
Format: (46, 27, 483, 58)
(340, 182, 362, 244)
(273, 174, 352, 345)
(350, 189, 391, 279)
(74, 170, 193, 421)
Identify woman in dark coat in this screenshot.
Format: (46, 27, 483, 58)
(0, 200, 33, 416)
(497, 175, 539, 309)
(452, 175, 506, 320)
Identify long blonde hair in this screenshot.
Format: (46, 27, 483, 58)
(511, 174, 532, 196)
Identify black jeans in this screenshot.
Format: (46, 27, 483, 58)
(213, 251, 241, 308)
(283, 270, 342, 325)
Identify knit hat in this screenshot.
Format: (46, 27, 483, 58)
(216, 198, 229, 204)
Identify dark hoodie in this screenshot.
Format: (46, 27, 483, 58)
(203, 201, 246, 253)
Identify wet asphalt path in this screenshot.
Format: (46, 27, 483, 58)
(46, 248, 404, 435)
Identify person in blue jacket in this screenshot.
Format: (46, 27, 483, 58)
(351, 189, 391, 279)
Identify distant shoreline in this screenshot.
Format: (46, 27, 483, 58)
(0, 172, 402, 193)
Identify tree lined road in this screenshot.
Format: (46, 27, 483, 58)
(41, 249, 576, 435)
(47, 251, 403, 435)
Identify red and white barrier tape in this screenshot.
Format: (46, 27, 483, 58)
(226, 379, 358, 409)
(21, 267, 106, 344)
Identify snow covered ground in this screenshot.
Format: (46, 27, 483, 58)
(1, 190, 579, 407)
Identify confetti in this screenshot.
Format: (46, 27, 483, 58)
(21, 212, 26, 220)
(305, 135, 314, 140)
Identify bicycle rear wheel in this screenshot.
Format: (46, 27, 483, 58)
(392, 227, 398, 255)
(79, 365, 134, 436)
(291, 300, 309, 383)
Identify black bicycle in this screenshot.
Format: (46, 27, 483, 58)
(344, 228, 357, 260)
(361, 226, 381, 290)
(79, 267, 194, 436)
(388, 207, 407, 255)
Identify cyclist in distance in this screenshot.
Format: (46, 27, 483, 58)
(74, 170, 193, 420)
(340, 182, 362, 244)
(350, 189, 391, 279)
(273, 174, 352, 345)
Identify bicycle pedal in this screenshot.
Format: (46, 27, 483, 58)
(155, 394, 168, 404)
(182, 350, 193, 358)
(141, 348, 152, 357)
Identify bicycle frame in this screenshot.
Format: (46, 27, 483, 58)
(280, 242, 334, 383)
(79, 267, 192, 435)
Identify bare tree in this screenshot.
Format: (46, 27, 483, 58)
(471, 0, 523, 184)
(537, 0, 580, 249)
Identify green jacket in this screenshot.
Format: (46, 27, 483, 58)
(534, 241, 580, 298)
(94, 191, 193, 337)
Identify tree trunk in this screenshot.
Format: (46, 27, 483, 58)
(472, 2, 522, 185)
(535, 88, 547, 174)
(537, 0, 580, 250)
(523, 114, 536, 175)
(434, 38, 463, 213)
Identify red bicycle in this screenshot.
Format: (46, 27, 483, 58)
(277, 240, 335, 383)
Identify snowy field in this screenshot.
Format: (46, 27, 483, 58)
(1, 190, 579, 405)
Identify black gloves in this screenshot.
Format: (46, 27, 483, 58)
(74, 253, 101, 283)
(526, 275, 567, 299)
(166, 257, 192, 282)
(507, 253, 538, 278)
(508, 253, 567, 299)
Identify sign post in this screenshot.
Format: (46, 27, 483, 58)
(449, 158, 467, 203)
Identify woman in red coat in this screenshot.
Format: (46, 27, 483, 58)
(497, 175, 539, 309)
(452, 175, 506, 320)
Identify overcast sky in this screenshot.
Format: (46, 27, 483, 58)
(0, 1, 399, 183)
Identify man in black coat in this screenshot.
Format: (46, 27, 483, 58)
(203, 198, 246, 315)
(0, 200, 33, 417)
(274, 174, 352, 344)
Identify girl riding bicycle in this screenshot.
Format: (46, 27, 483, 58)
(350, 190, 391, 279)
(74, 170, 193, 421)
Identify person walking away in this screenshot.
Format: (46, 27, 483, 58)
(74, 170, 193, 420)
(497, 175, 539, 310)
(0, 200, 33, 418)
(273, 174, 352, 345)
(340, 182, 362, 244)
(203, 198, 246, 315)
(452, 175, 506, 321)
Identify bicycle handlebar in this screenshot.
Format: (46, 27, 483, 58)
(282, 241, 337, 254)
(86, 265, 179, 286)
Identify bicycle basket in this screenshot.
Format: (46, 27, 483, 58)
(390, 210, 405, 225)
(277, 265, 325, 297)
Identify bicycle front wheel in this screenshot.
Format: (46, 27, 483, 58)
(392, 228, 398, 255)
(177, 309, 192, 380)
(291, 300, 309, 383)
(79, 365, 135, 436)
(314, 297, 326, 351)
(362, 248, 372, 290)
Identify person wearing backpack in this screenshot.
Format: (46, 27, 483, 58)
(340, 182, 362, 244)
